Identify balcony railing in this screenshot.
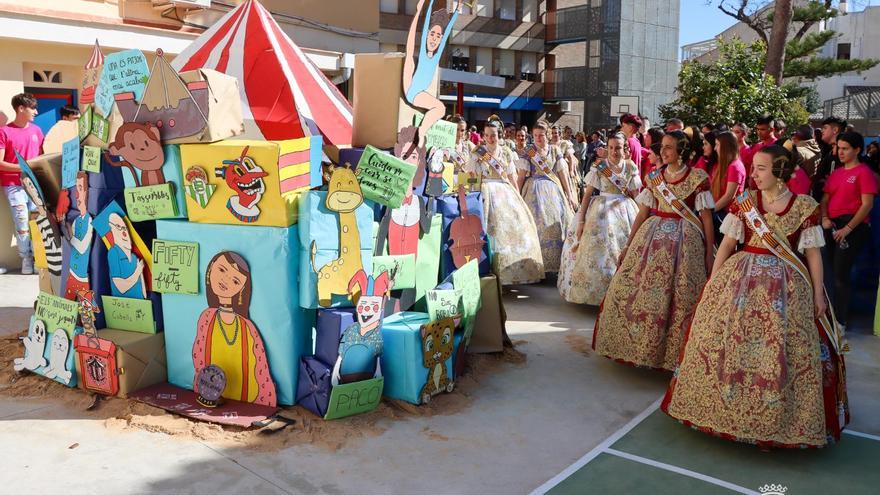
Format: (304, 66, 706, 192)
(544, 66, 620, 101)
(822, 88, 880, 134)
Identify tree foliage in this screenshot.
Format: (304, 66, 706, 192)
(713, 0, 879, 80)
(659, 40, 809, 128)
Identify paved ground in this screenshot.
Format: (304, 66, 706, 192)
(0, 275, 878, 495)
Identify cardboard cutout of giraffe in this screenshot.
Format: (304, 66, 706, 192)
(311, 166, 365, 307)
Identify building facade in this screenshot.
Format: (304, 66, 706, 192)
(378, 0, 546, 128)
(543, 0, 680, 133)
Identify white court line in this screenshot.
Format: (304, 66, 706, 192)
(604, 448, 760, 495)
(844, 429, 880, 442)
(529, 396, 663, 495)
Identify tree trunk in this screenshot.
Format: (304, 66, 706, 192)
(765, 0, 794, 85)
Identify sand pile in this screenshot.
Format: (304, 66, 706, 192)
(0, 331, 526, 452)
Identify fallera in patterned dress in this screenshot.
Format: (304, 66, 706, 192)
(559, 158, 641, 305)
(592, 165, 715, 370)
(518, 143, 575, 274)
(663, 190, 849, 448)
(464, 143, 544, 285)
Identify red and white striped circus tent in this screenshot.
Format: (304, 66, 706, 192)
(171, 0, 352, 147)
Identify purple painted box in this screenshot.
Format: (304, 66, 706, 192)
(295, 356, 332, 416)
(314, 308, 356, 366)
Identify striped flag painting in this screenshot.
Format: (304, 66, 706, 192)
(278, 135, 323, 196)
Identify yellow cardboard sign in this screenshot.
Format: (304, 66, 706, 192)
(180, 138, 314, 227)
(29, 220, 48, 269)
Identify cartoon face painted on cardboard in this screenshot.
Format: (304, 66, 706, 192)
(215, 146, 268, 223)
(108, 123, 166, 186)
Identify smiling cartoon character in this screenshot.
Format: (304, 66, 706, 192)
(215, 146, 268, 223)
(108, 123, 166, 186)
(331, 269, 390, 385)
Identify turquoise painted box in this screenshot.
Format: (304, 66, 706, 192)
(157, 220, 312, 406)
(380, 311, 458, 405)
(298, 190, 374, 309)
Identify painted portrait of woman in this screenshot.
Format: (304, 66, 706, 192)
(192, 251, 276, 407)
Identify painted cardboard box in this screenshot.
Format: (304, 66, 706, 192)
(351, 53, 438, 149)
(74, 328, 167, 398)
(380, 312, 458, 405)
(179, 137, 322, 228)
(157, 220, 313, 406)
(469, 275, 506, 354)
(298, 190, 374, 309)
(15, 315, 81, 388)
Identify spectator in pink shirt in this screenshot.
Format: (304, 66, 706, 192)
(0, 93, 44, 275)
(820, 131, 878, 330)
(620, 113, 644, 180)
(732, 122, 750, 155)
(742, 115, 778, 177)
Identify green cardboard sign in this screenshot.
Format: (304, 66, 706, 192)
(426, 289, 462, 322)
(151, 239, 199, 295)
(355, 145, 417, 208)
(103, 296, 155, 334)
(78, 105, 92, 141)
(324, 377, 384, 420)
(373, 254, 415, 290)
(82, 145, 102, 173)
(414, 214, 443, 309)
(35, 292, 79, 336)
(124, 183, 178, 221)
(425, 119, 457, 151)
(91, 112, 110, 143)
(452, 259, 481, 342)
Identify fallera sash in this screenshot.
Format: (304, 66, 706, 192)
(735, 191, 845, 355)
(648, 168, 704, 238)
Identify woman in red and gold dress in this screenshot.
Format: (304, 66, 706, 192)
(592, 130, 715, 370)
(663, 144, 849, 448)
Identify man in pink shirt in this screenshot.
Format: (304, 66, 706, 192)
(0, 93, 44, 275)
(741, 115, 777, 176)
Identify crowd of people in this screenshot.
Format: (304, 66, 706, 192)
(449, 111, 878, 449)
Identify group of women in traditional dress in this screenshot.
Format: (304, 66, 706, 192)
(573, 119, 879, 448)
(452, 116, 579, 286)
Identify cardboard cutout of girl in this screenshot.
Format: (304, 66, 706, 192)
(403, 0, 462, 147)
(193, 252, 276, 407)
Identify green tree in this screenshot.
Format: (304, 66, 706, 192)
(659, 39, 809, 128)
(714, 0, 878, 80)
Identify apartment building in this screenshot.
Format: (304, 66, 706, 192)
(544, 0, 680, 133)
(378, 0, 545, 127)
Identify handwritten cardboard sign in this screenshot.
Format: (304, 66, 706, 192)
(78, 105, 92, 141)
(124, 183, 178, 222)
(35, 292, 79, 335)
(91, 112, 110, 143)
(452, 259, 481, 342)
(324, 377, 384, 420)
(95, 49, 149, 116)
(61, 137, 80, 188)
(103, 295, 155, 334)
(372, 254, 415, 290)
(425, 119, 457, 151)
(151, 240, 199, 295)
(82, 146, 102, 173)
(426, 289, 462, 322)
(355, 145, 417, 208)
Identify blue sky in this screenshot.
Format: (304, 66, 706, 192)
(678, 0, 880, 48)
(678, 2, 738, 48)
